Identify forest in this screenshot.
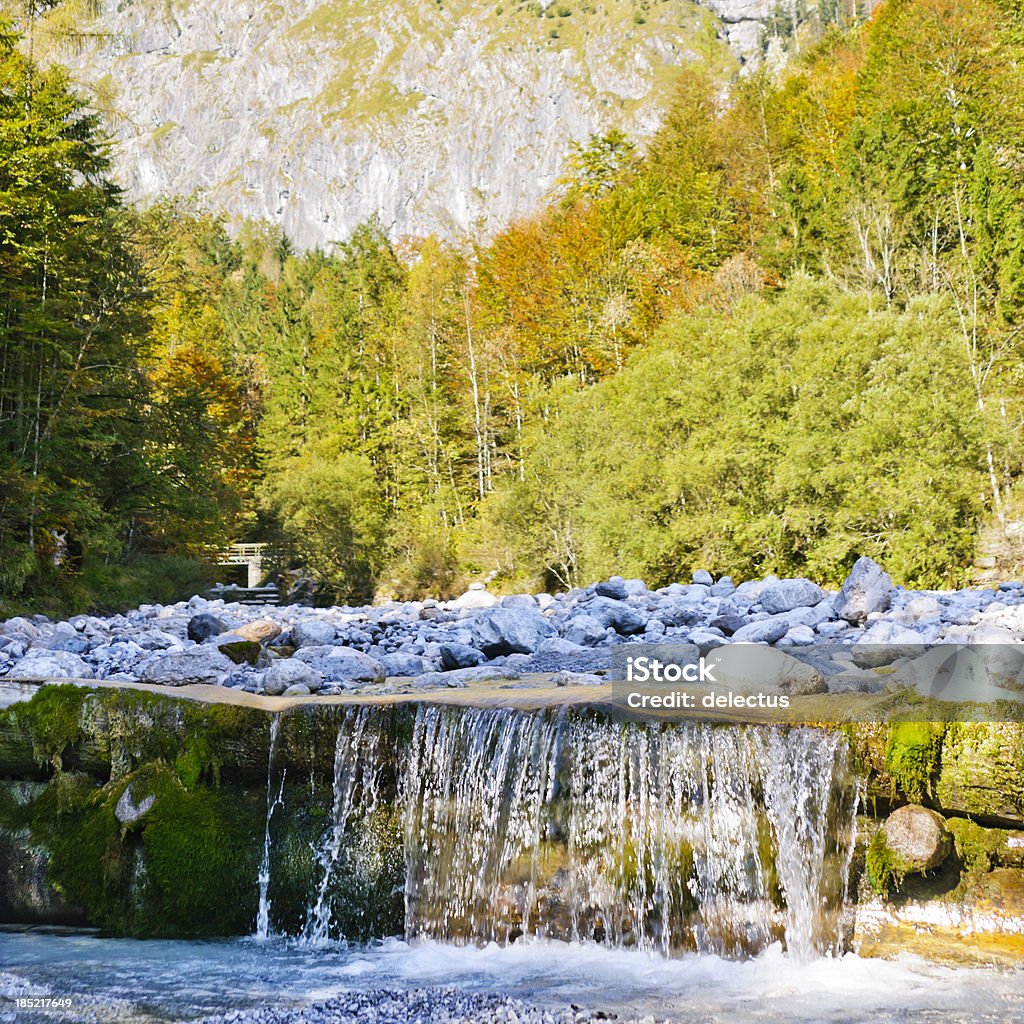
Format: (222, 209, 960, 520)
(3, 0, 1024, 613)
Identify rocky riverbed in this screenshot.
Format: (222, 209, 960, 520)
(3, 557, 1024, 702)
(193, 988, 636, 1024)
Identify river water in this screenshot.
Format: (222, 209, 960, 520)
(2, 929, 1023, 1024)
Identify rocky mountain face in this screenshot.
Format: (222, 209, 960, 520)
(49, 1, 791, 247)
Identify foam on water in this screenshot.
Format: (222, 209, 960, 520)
(0, 930, 1021, 1024)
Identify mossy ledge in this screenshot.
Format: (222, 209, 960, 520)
(2, 683, 1024, 951)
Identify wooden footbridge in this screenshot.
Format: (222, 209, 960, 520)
(211, 543, 279, 604)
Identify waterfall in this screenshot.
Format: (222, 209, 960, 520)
(400, 707, 858, 960)
(301, 707, 385, 944)
(256, 705, 858, 961)
(255, 715, 283, 941)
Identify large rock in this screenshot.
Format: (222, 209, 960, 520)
(263, 659, 324, 695)
(585, 597, 646, 636)
(471, 607, 552, 657)
(439, 643, 486, 670)
(758, 578, 824, 615)
(379, 651, 431, 677)
(293, 645, 385, 684)
(836, 556, 895, 624)
(705, 644, 827, 695)
(881, 804, 951, 873)
(594, 577, 629, 600)
(453, 587, 499, 610)
(187, 614, 228, 642)
(140, 646, 233, 685)
(7, 650, 94, 680)
(851, 621, 925, 668)
(230, 618, 282, 644)
(730, 615, 790, 645)
(292, 621, 337, 648)
(562, 614, 608, 647)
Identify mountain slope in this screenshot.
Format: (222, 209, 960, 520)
(45, 1, 790, 246)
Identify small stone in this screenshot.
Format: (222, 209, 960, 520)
(262, 659, 324, 695)
(281, 682, 311, 697)
(115, 782, 155, 825)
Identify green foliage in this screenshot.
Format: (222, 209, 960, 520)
(470, 279, 996, 589)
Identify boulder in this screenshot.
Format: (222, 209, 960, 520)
(453, 587, 499, 610)
(758, 578, 825, 615)
(705, 644, 827, 695)
(730, 615, 790, 645)
(594, 577, 629, 600)
(214, 637, 265, 666)
(187, 614, 228, 642)
(439, 643, 486, 670)
(7, 650, 94, 681)
(292, 621, 337, 648)
(471, 607, 552, 656)
(851, 621, 925, 668)
(881, 805, 951, 873)
(282, 683, 311, 697)
(140, 646, 233, 686)
(585, 597, 646, 636)
(293, 645, 385, 684)
(836, 556, 895, 624)
(230, 619, 282, 644)
(263, 659, 324, 695)
(379, 651, 431, 677)
(692, 570, 714, 586)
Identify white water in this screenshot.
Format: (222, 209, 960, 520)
(398, 708, 857, 959)
(301, 707, 384, 945)
(1, 930, 1022, 1023)
(254, 715, 283, 941)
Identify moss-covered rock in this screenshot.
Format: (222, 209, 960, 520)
(937, 723, 1024, 824)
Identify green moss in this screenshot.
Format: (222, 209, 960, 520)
(884, 721, 944, 802)
(947, 817, 1010, 874)
(6, 685, 88, 771)
(865, 829, 917, 894)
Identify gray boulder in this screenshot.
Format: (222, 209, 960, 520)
(471, 607, 552, 656)
(586, 597, 646, 636)
(263, 659, 324, 695)
(440, 643, 486, 670)
(187, 614, 228, 642)
(836, 556, 895, 624)
(8, 649, 94, 680)
(851, 621, 925, 668)
(730, 615, 790, 645)
(594, 577, 629, 600)
(292, 620, 337, 648)
(707, 644, 828, 695)
(759, 578, 824, 615)
(293, 645, 385, 684)
(562, 614, 608, 647)
(692, 570, 714, 586)
(141, 646, 233, 685)
(379, 651, 431, 677)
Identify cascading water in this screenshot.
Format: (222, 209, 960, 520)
(301, 707, 385, 944)
(401, 708, 858, 960)
(257, 705, 858, 962)
(255, 715, 284, 941)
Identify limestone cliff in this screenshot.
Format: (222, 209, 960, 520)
(28, 0, 808, 247)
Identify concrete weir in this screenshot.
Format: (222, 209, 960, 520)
(1, 679, 1023, 966)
